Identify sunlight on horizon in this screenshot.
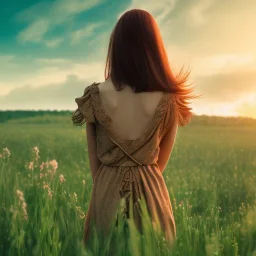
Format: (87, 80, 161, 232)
(0, 0, 255, 119)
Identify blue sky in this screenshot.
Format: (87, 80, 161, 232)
(0, 0, 256, 118)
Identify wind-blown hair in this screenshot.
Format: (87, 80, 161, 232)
(104, 9, 202, 125)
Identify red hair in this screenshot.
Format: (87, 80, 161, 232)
(104, 9, 202, 125)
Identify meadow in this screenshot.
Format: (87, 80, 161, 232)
(0, 113, 256, 255)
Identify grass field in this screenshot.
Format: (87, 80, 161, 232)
(0, 114, 256, 255)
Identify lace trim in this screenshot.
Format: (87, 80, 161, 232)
(90, 82, 172, 153)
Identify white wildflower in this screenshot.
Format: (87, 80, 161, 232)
(33, 146, 40, 161)
(49, 160, 58, 174)
(2, 147, 11, 159)
(59, 174, 66, 183)
(28, 162, 34, 171)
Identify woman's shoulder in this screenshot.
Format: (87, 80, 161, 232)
(71, 82, 97, 125)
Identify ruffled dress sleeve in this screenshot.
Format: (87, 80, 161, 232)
(161, 94, 192, 135)
(72, 84, 95, 125)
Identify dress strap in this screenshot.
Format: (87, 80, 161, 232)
(106, 131, 143, 166)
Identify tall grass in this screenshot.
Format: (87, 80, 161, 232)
(0, 121, 256, 255)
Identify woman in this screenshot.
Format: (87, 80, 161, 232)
(72, 8, 200, 253)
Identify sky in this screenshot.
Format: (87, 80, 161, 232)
(0, 0, 256, 118)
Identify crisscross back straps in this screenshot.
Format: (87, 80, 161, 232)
(106, 131, 143, 166)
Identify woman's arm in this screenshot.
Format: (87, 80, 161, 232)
(85, 122, 102, 182)
(157, 121, 178, 173)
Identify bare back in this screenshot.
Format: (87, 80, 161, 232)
(98, 78, 164, 141)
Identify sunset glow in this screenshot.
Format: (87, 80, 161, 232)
(0, 0, 255, 119)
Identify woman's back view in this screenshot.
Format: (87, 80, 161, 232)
(98, 77, 164, 140)
(72, 8, 199, 253)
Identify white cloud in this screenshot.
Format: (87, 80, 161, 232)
(195, 69, 256, 103)
(0, 75, 98, 110)
(187, 0, 216, 27)
(0, 55, 18, 69)
(0, 60, 105, 96)
(191, 54, 256, 78)
(43, 38, 64, 48)
(0, 82, 16, 95)
(17, 19, 49, 43)
(3, 0, 256, 118)
(52, 0, 102, 18)
(0, 55, 15, 62)
(35, 58, 71, 65)
(176, 0, 256, 55)
(70, 22, 105, 45)
(117, 0, 177, 25)
(16, 0, 104, 47)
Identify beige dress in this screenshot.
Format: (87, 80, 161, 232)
(72, 81, 189, 250)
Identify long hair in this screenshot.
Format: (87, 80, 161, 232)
(104, 9, 202, 123)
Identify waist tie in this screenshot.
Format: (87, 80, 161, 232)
(108, 161, 138, 167)
(107, 161, 158, 167)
